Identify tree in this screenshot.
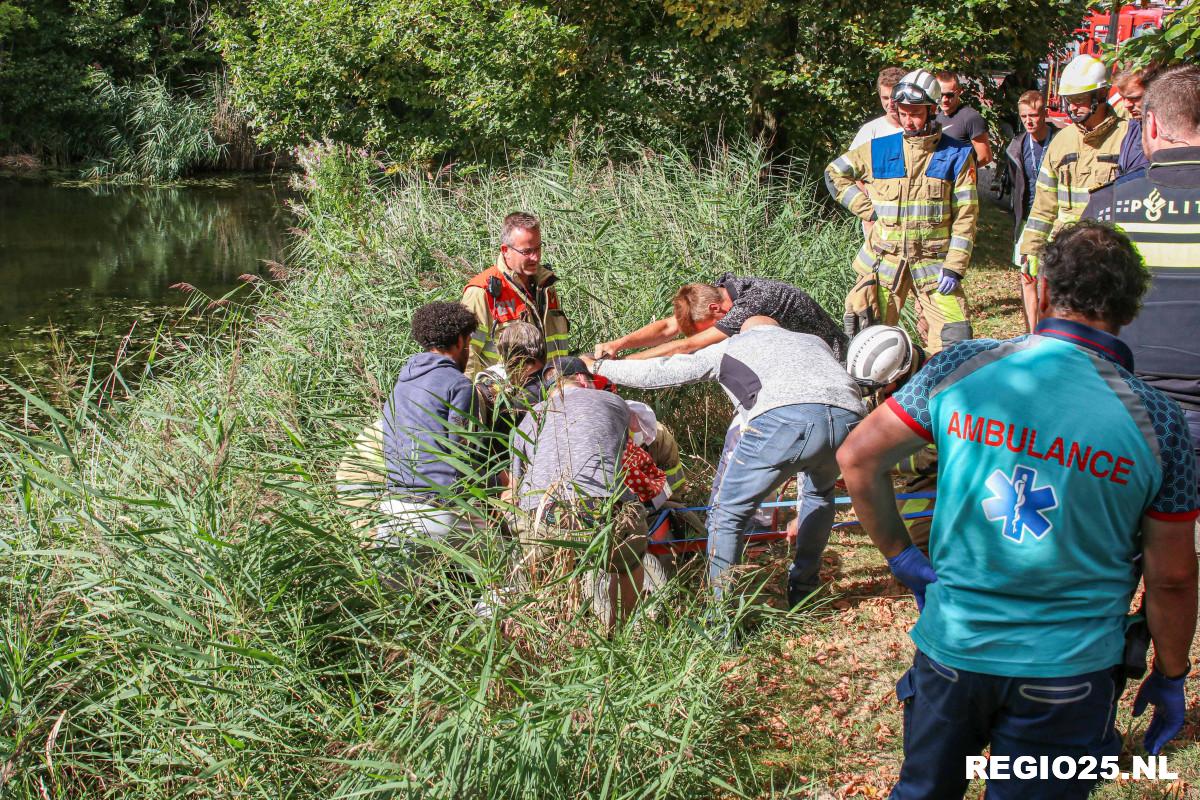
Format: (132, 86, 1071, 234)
(1108, 2, 1200, 68)
(216, 0, 1088, 164)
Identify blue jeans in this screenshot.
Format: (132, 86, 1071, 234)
(892, 649, 1125, 800)
(706, 404, 860, 599)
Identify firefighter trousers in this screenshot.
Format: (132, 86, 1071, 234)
(845, 263, 972, 354)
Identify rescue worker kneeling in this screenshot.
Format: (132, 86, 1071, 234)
(825, 68, 978, 353)
(508, 357, 648, 628)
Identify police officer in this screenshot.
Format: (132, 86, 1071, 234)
(1085, 64, 1200, 506)
(461, 212, 569, 379)
(825, 69, 979, 353)
(1018, 55, 1137, 296)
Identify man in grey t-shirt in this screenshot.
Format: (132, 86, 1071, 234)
(588, 317, 865, 606)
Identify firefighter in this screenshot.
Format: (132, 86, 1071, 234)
(844, 325, 935, 554)
(825, 69, 978, 354)
(1018, 55, 1132, 304)
(461, 212, 570, 379)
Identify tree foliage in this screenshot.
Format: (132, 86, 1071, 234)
(0, 0, 217, 161)
(216, 0, 1089, 164)
(1108, 2, 1200, 69)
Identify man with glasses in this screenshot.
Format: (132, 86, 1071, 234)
(461, 211, 570, 379)
(936, 72, 992, 167)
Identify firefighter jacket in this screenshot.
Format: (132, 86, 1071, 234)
(1085, 146, 1200, 412)
(825, 129, 978, 289)
(1019, 113, 1127, 257)
(461, 262, 569, 378)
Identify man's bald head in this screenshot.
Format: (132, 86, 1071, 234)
(741, 315, 780, 331)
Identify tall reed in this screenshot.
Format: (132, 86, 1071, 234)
(0, 142, 860, 797)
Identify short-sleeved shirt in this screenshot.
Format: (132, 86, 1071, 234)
(888, 318, 1198, 678)
(713, 273, 847, 359)
(850, 115, 903, 151)
(936, 105, 988, 144)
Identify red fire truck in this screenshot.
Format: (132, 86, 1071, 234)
(1045, 3, 1168, 120)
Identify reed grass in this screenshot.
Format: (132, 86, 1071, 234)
(0, 142, 860, 797)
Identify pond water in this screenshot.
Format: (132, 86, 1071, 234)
(0, 177, 293, 416)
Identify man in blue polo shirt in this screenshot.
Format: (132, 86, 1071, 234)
(838, 221, 1198, 799)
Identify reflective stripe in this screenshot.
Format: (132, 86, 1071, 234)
(872, 201, 949, 219)
(879, 225, 950, 240)
(1035, 174, 1058, 191)
(911, 262, 943, 283)
(949, 236, 973, 254)
(840, 184, 864, 210)
(1128, 240, 1200, 270)
(830, 155, 856, 176)
(1117, 221, 1200, 237)
(664, 465, 685, 492)
(953, 187, 977, 203)
(1024, 217, 1053, 234)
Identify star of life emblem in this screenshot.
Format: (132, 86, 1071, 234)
(982, 465, 1059, 543)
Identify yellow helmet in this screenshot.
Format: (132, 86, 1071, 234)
(1058, 54, 1109, 97)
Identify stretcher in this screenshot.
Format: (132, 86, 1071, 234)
(645, 492, 936, 556)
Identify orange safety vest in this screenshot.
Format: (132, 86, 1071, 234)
(464, 265, 560, 328)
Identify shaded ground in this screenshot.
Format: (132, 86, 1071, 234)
(726, 199, 1199, 799)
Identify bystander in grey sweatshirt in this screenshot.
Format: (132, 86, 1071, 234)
(594, 325, 866, 428)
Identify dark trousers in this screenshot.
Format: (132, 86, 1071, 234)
(892, 649, 1125, 800)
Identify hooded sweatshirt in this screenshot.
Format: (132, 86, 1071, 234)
(383, 351, 475, 496)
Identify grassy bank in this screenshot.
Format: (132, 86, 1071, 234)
(0, 142, 862, 798)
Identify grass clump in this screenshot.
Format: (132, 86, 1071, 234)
(0, 142, 860, 797)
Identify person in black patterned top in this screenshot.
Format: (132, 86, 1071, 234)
(593, 273, 847, 362)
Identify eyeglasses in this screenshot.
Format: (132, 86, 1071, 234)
(506, 244, 542, 257)
(942, 92, 958, 99)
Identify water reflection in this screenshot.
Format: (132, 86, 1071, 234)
(0, 178, 293, 414)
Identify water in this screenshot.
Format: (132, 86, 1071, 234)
(0, 178, 292, 416)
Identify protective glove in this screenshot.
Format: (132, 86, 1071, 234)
(936, 269, 961, 296)
(886, 544, 938, 611)
(1020, 254, 1039, 281)
(1132, 665, 1190, 755)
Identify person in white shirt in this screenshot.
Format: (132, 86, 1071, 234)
(850, 67, 906, 149)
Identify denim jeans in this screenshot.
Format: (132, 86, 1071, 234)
(892, 649, 1125, 800)
(706, 403, 861, 599)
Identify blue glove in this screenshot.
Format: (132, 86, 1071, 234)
(886, 544, 938, 611)
(936, 270, 961, 295)
(1133, 665, 1190, 755)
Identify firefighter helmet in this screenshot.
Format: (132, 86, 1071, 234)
(847, 326, 917, 388)
(891, 70, 942, 107)
(1058, 55, 1110, 97)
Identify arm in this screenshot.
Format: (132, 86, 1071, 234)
(836, 401, 931, 558)
(595, 316, 679, 358)
(594, 343, 724, 390)
(628, 324, 728, 360)
(824, 146, 876, 222)
(971, 134, 993, 168)
(460, 286, 492, 379)
(647, 423, 685, 494)
(944, 151, 979, 278)
(1141, 515, 1198, 677)
(543, 287, 570, 361)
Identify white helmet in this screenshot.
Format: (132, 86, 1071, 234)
(846, 326, 916, 387)
(891, 70, 942, 107)
(1058, 55, 1109, 97)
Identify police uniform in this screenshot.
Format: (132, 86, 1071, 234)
(1085, 145, 1200, 503)
(461, 263, 569, 378)
(825, 129, 978, 353)
(1019, 113, 1128, 260)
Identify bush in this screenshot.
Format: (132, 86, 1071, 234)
(0, 142, 858, 796)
